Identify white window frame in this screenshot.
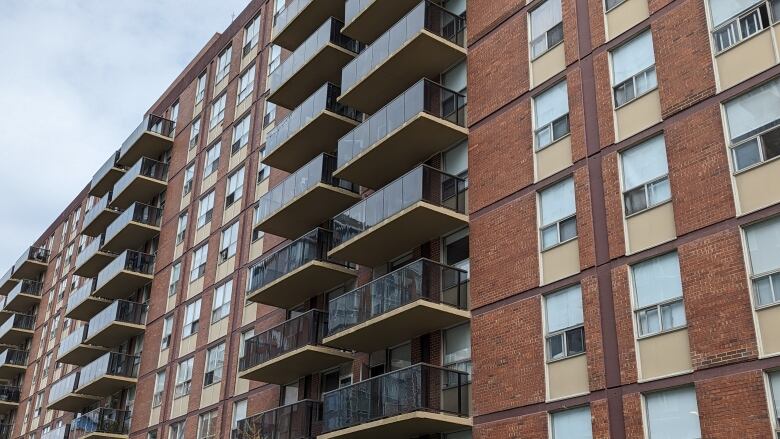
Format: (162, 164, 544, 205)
(197, 192, 215, 229)
(744, 216, 780, 308)
(176, 212, 188, 245)
(232, 115, 251, 154)
(544, 285, 586, 362)
(710, 1, 777, 53)
(643, 387, 702, 438)
(610, 31, 657, 109)
(183, 164, 195, 195)
(243, 15, 261, 55)
(182, 299, 202, 338)
(529, 0, 564, 60)
(538, 178, 577, 251)
(204, 143, 220, 177)
(196, 72, 207, 104)
(153, 370, 165, 407)
(550, 406, 593, 439)
(204, 344, 225, 387)
(619, 136, 672, 217)
(225, 167, 245, 207)
(220, 223, 239, 262)
(238, 65, 256, 105)
(212, 280, 232, 323)
(168, 263, 181, 297)
(209, 94, 227, 130)
(631, 252, 687, 338)
(533, 81, 570, 151)
(161, 314, 173, 349)
(190, 245, 208, 282)
(258, 148, 270, 182)
(215, 47, 232, 84)
(723, 77, 780, 173)
(174, 359, 194, 398)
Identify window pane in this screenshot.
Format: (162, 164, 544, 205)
(624, 186, 648, 216)
(530, 0, 563, 40)
(733, 139, 763, 170)
(647, 177, 671, 206)
(535, 81, 569, 128)
(444, 324, 471, 365)
(540, 178, 576, 226)
(632, 252, 684, 308)
(548, 334, 565, 360)
(745, 216, 780, 275)
(612, 31, 655, 84)
(709, 0, 764, 26)
(542, 225, 559, 249)
(763, 128, 780, 161)
(621, 136, 669, 189)
(645, 387, 702, 439)
(545, 285, 584, 333)
(753, 276, 774, 306)
(725, 78, 780, 142)
(559, 216, 578, 242)
(660, 300, 686, 330)
(551, 406, 593, 439)
(638, 306, 660, 336)
(770, 371, 780, 421)
(566, 327, 585, 355)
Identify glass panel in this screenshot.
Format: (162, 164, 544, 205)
(647, 177, 672, 206)
(725, 78, 780, 142)
(754, 276, 774, 306)
(545, 285, 583, 333)
(632, 252, 683, 308)
(745, 216, 780, 275)
(611, 31, 655, 84)
(551, 406, 593, 439)
(539, 178, 576, 226)
(645, 387, 702, 439)
(621, 136, 669, 190)
(534, 81, 569, 128)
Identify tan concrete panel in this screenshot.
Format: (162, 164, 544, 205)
(208, 317, 229, 344)
(166, 293, 177, 313)
(638, 328, 692, 380)
(200, 381, 221, 408)
(223, 199, 242, 224)
(716, 31, 777, 91)
(626, 201, 676, 254)
(158, 347, 169, 369)
(606, 0, 649, 41)
(169, 394, 189, 419)
(242, 302, 258, 327)
(202, 170, 218, 193)
(255, 177, 270, 202)
(214, 75, 228, 96)
(207, 124, 223, 145)
(757, 306, 780, 356)
(179, 192, 191, 211)
(174, 242, 184, 261)
(541, 238, 580, 285)
(216, 256, 236, 283)
(229, 145, 248, 171)
(547, 354, 589, 400)
(194, 100, 203, 118)
(149, 405, 161, 426)
(188, 277, 204, 301)
(735, 158, 780, 215)
(536, 136, 572, 182)
(179, 334, 197, 358)
(241, 46, 259, 71)
(531, 43, 566, 88)
(194, 223, 211, 246)
(615, 90, 662, 142)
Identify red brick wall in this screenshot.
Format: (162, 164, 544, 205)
(582, 275, 607, 391)
(602, 151, 626, 259)
(611, 264, 638, 385)
(474, 412, 548, 439)
(696, 371, 774, 439)
(467, 0, 525, 43)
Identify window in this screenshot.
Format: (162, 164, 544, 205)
(183, 164, 195, 195)
(611, 31, 657, 108)
(232, 400, 247, 429)
(551, 406, 592, 439)
(644, 387, 701, 438)
(533, 81, 570, 150)
(631, 252, 686, 337)
(153, 370, 165, 407)
(723, 77, 780, 172)
(204, 344, 225, 386)
(169, 422, 184, 439)
(745, 216, 780, 307)
(220, 223, 239, 262)
(268, 45, 281, 75)
(190, 118, 201, 150)
(212, 280, 232, 322)
(539, 177, 577, 250)
(263, 101, 277, 127)
(197, 411, 218, 439)
(161, 315, 173, 349)
(258, 148, 270, 181)
(237, 65, 256, 105)
(176, 212, 188, 245)
(244, 15, 261, 54)
(769, 371, 780, 433)
(444, 324, 472, 376)
(170, 101, 179, 135)
(33, 392, 43, 417)
(196, 72, 207, 104)
(204, 143, 220, 177)
(225, 167, 245, 207)
(605, 0, 626, 11)
(216, 46, 232, 84)
(50, 314, 60, 340)
(42, 352, 52, 377)
(529, 0, 563, 59)
(282, 382, 300, 404)
(620, 136, 671, 216)
(444, 141, 468, 180)
(252, 208, 265, 243)
(182, 299, 202, 337)
(232, 115, 251, 155)
(444, 228, 470, 277)
(169, 263, 181, 297)
(544, 285, 585, 361)
(197, 192, 215, 228)
(709, 0, 773, 53)
(239, 329, 255, 359)
(174, 358, 194, 397)
(210, 94, 227, 129)
(148, 431, 158, 439)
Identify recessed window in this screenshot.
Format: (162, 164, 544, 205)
(209, 94, 227, 130)
(161, 314, 173, 349)
(709, 0, 774, 53)
(176, 212, 188, 245)
(529, 0, 563, 59)
(605, 0, 627, 12)
(257, 148, 270, 182)
(544, 284, 585, 361)
(610, 31, 657, 108)
(174, 358, 193, 398)
(238, 66, 256, 105)
(216, 47, 232, 84)
(225, 167, 245, 207)
(243, 15, 261, 55)
(232, 115, 251, 155)
(644, 387, 701, 438)
(769, 370, 780, 433)
(183, 164, 195, 195)
(551, 406, 592, 439)
(631, 252, 686, 337)
(196, 72, 207, 104)
(620, 136, 671, 216)
(204, 344, 225, 387)
(197, 192, 215, 228)
(268, 45, 281, 75)
(197, 411, 217, 439)
(263, 100, 277, 128)
(212, 280, 232, 322)
(232, 400, 248, 430)
(182, 299, 202, 337)
(190, 244, 209, 282)
(239, 329, 254, 359)
(444, 323, 472, 375)
(539, 177, 577, 250)
(220, 223, 239, 262)
(153, 370, 165, 407)
(744, 216, 780, 308)
(168, 263, 181, 297)
(533, 81, 570, 150)
(204, 143, 220, 177)
(724, 77, 780, 172)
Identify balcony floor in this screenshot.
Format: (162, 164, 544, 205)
(93, 270, 154, 300)
(271, 1, 345, 50)
(58, 344, 109, 367)
(0, 400, 18, 414)
(247, 261, 357, 309)
(318, 412, 472, 439)
(0, 279, 17, 295)
(0, 328, 33, 346)
(82, 208, 121, 237)
(109, 176, 168, 210)
(74, 251, 116, 278)
(66, 296, 112, 322)
(4, 294, 40, 313)
(102, 222, 161, 253)
(89, 166, 125, 197)
(48, 393, 101, 412)
(77, 375, 137, 398)
(0, 364, 25, 380)
(239, 345, 353, 385)
(342, 0, 421, 43)
(256, 184, 360, 240)
(329, 201, 469, 266)
(0, 310, 12, 325)
(13, 259, 47, 280)
(85, 322, 145, 347)
(323, 300, 470, 353)
(116, 132, 172, 167)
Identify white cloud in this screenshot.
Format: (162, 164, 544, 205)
(0, 0, 250, 269)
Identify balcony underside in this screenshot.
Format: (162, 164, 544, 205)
(319, 412, 472, 439)
(82, 209, 121, 237)
(4, 294, 40, 313)
(66, 296, 112, 322)
(85, 322, 145, 347)
(323, 300, 470, 353)
(239, 345, 353, 385)
(342, 0, 421, 43)
(0, 400, 18, 414)
(263, 111, 359, 173)
(272, 1, 345, 50)
(13, 259, 47, 280)
(247, 261, 357, 309)
(0, 279, 17, 295)
(48, 393, 100, 412)
(334, 113, 468, 189)
(329, 202, 468, 266)
(0, 328, 33, 346)
(93, 271, 153, 300)
(77, 375, 137, 398)
(89, 167, 125, 197)
(80, 432, 130, 439)
(102, 222, 161, 253)
(0, 364, 25, 380)
(270, 44, 357, 109)
(74, 251, 115, 278)
(58, 344, 109, 367)
(116, 132, 172, 167)
(339, 32, 467, 114)
(0, 310, 12, 325)
(256, 184, 360, 240)
(109, 177, 167, 210)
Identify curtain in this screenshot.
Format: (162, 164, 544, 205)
(632, 252, 683, 308)
(551, 406, 593, 439)
(530, 0, 563, 39)
(645, 387, 702, 439)
(535, 81, 569, 128)
(612, 31, 655, 84)
(725, 78, 780, 141)
(708, 0, 763, 26)
(621, 136, 669, 189)
(540, 177, 576, 225)
(545, 285, 583, 333)
(745, 216, 780, 275)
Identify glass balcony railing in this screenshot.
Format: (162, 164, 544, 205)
(332, 165, 467, 246)
(272, 0, 314, 37)
(104, 202, 162, 248)
(328, 258, 467, 335)
(87, 300, 148, 340)
(345, 0, 372, 25)
(49, 372, 79, 404)
(78, 352, 139, 389)
(270, 18, 362, 94)
(232, 400, 322, 439)
(256, 154, 358, 225)
(340, 1, 466, 93)
(75, 235, 108, 270)
(6, 279, 43, 304)
(40, 425, 68, 439)
(66, 279, 98, 315)
(12, 246, 50, 278)
(0, 268, 12, 289)
(0, 313, 34, 336)
(95, 250, 155, 292)
(58, 326, 88, 360)
(111, 157, 169, 203)
(322, 363, 469, 433)
(266, 83, 362, 157)
(71, 408, 130, 439)
(337, 79, 467, 169)
(0, 349, 28, 368)
(0, 385, 20, 405)
(118, 114, 174, 161)
(82, 192, 120, 235)
(90, 150, 125, 196)
(239, 310, 329, 372)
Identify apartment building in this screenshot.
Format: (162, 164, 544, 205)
(1, 0, 780, 438)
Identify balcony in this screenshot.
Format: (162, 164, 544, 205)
(232, 400, 322, 439)
(254, 154, 359, 239)
(269, 18, 362, 109)
(330, 166, 468, 266)
(343, 0, 421, 42)
(116, 114, 174, 167)
(70, 408, 130, 439)
(246, 228, 356, 308)
(84, 300, 147, 347)
(4, 280, 43, 313)
(57, 325, 108, 366)
(321, 364, 470, 438)
(0, 299, 11, 325)
(0, 314, 34, 345)
(109, 157, 169, 210)
(238, 310, 353, 384)
(0, 269, 13, 296)
(65, 279, 111, 322)
(271, 0, 345, 50)
(339, 1, 467, 114)
(89, 150, 126, 197)
(41, 425, 68, 439)
(0, 386, 20, 413)
(324, 259, 469, 352)
(102, 203, 162, 252)
(74, 236, 115, 278)
(48, 372, 100, 412)
(335, 80, 467, 189)
(75, 352, 139, 397)
(82, 192, 121, 237)
(263, 83, 361, 173)
(93, 250, 154, 300)
(0, 349, 28, 379)
(12, 246, 50, 281)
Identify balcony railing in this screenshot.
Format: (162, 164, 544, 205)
(118, 114, 174, 165)
(82, 192, 121, 236)
(233, 400, 322, 439)
(66, 278, 111, 322)
(77, 352, 139, 389)
(322, 363, 469, 434)
(90, 150, 125, 196)
(0, 313, 34, 339)
(0, 386, 20, 405)
(58, 326, 89, 359)
(103, 202, 162, 252)
(0, 268, 12, 294)
(5, 279, 43, 311)
(48, 372, 80, 406)
(71, 408, 130, 439)
(40, 425, 68, 439)
(12, 246, 50, 280)
(94, 250, 154, 298)
(110, 157, 169, 208)
(87, 300, 147, 341)
(273, 0, 315, 36)
(75, 235, 109, 270)
(0, 349, 28, 368)
(271, 0, 346, 49)
(240, 310, 329, 372)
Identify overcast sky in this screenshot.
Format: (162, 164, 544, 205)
(0, 0, 251, 270)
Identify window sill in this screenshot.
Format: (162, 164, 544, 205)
(624, 197, 672, 219)
(755, 300, 780, 312)
(733, 154, 780, 176)
(173, 393, 190, 400)
(635, 324, 687, 341)
(203, 380, 222, 389)
(613, 85, 658, 111)
(546, 351, 586, 365)
(714, 25, 773, 58)
(605, 0, 628, 13)
(540, 235, 578, 253)
(530, 38, 565, 63)
(535, 132, 571, 153)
